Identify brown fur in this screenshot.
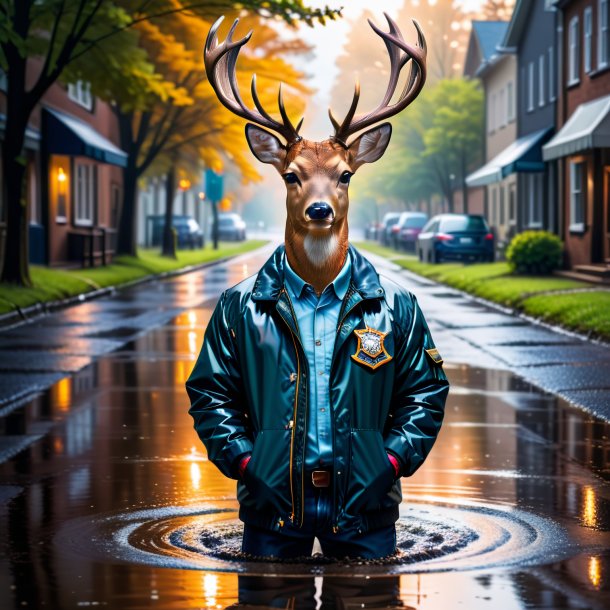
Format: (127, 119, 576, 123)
(246, 126, 392, 296)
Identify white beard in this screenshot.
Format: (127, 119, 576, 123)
(303, 233, 339, 267)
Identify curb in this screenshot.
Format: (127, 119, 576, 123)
(395, 266, 610, 348)
(0, 248, 264, 331)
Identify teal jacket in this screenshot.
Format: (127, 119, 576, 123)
(186, 244, 449, 534)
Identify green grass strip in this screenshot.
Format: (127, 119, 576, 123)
(0, 240, 268, 316)
(353, 240, 609, 340)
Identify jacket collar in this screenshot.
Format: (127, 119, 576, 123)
(251, 243, 385, 302)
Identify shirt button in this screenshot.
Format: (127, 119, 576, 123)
(318, 370, 324, 376)
(315, 340, 321, 346)
(320, 408, 326, 412)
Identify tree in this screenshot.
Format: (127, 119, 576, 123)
(422, 78, 484, 212)
(0, 0, 341, 286)
(349, 78, 483, 215)
(397, 0, 471, 82)
(480, 0, 515, 20)
(112, 11, 313, 257)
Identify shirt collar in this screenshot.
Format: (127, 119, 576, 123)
(284, 252, 351, 300)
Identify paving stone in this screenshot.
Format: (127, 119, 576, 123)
(437, 313, 527, 329)
(0, 372, 64, 408)
(0, 351, 91, 373)
(556, 389, 610, 421)
(454, 326, 579, 346)
(0, 435, 43, 462)
(514, 363, 610, 393)
(0, 337, 122, 356)
(490, 344, 604, 367)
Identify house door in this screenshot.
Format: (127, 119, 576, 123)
(602, 165, 610, 264)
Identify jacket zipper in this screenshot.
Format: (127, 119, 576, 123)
(330, 286, 363, 532)
(279, 287, 309, 527)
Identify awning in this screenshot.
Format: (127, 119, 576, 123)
(466, 128, 552, 187)
(542, 93, 610, 161)
(43, 107, 128, 167)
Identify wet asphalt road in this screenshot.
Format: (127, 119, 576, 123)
(0, 241, 609, 609)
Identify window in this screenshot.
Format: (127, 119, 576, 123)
(539, 54, 545, 106)
(600, 0, 609, 68)
(568, 16, 580, 85)
(585, 7, 593, 73)
(527, 61, 534, 112)
(569, 161, 586, 231)
(509, 183, 516, 223)
(500, 88, 506, 127)
(527, 174, 543, 227)
(75, 163, 96, 225)
(499, 185, 505, 225)
(68, 80, 93, 111)
(548, 47, 556, 101)
(507, 81, 515, 122)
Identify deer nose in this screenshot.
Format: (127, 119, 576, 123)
(306, 202, 334, 220)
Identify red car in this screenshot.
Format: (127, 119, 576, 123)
(392, 212, 429, 252)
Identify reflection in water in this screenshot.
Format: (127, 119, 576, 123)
(51, 377, 71, 412)
(589, 556, 602, 589)
(583, 486, 598, 528)
(1, 264, 610, 608)
(191, 462, 202, 490)
(229, 575, 405, 610)
(204, 573, 219, 608)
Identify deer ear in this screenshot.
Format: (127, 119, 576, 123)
(348, 123, 392, 170)
(245, 124, 286, 169)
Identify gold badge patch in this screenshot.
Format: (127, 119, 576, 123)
(425, 347, 444, 365)
(351, 326, 392, 370)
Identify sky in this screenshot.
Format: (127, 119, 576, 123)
(272, 0, 487, 140)
(232, 0, 488, 218)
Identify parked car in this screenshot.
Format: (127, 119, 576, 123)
(379, 212, 401, 245)
(417, 214, 495, 264)
(364, 221, 382, 240)
(392, 212, 428, 251)
(216, 213, 246, 241)
(148, 215, 204, 249)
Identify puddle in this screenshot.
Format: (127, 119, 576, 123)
(55, 499, 573, 576)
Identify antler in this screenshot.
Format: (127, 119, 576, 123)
(329, 13, 427, 146)
(204, 16, 303, 147)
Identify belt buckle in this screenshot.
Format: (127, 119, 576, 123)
(312, 470, 330, 488)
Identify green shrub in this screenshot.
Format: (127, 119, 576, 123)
(506, 230, 563, 275)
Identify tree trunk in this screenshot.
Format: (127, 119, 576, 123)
(211, 200, 219, 250)
(461, 154, 469, 215)
(116, 160, 139, 256)
(162, 167, 177, 258)
(1, 139, 30, 285)
(1, 20, 33, 286)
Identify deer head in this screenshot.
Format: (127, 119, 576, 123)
(204, 14, 427, 294)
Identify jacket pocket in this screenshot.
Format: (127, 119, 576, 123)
(242, 429, 292, 515)
(344, 429, 395, 515)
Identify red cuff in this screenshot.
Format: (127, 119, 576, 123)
(238, 455, 251, 478)
(387, 453, 400, 478)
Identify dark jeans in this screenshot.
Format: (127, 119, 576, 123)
(241, 474, 396, 559)
(228, 575, 406, 610)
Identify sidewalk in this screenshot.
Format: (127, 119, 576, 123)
(363, 249, 610, 423)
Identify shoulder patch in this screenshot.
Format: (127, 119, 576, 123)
(425, 347, 444, 365)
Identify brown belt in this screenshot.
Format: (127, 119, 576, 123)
(311, 469, 331, 488)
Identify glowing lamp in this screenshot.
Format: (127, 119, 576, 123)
(57, 167, 66, 183)
(179, 178, 191, 191)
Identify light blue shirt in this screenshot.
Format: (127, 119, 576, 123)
(283, 252, 352, 470)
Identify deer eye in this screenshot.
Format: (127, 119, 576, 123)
(339, 171, 353, 185)
(283, 172, 300, 185)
